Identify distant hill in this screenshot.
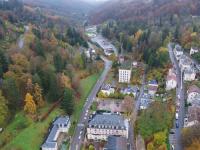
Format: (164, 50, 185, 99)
(89, 0, 200, 24)
(24, 0, 94, 14)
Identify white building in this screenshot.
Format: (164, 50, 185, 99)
(148, 80, 158, 96)
(119, 69, 132, 83)
(187, 85, 200, 104)
(41, 116, 71, 150)
(166, 69, 177, 90)
(184, 68, 196, 81)
(100, 84, 115, 96)
(87, 113, 128, 141)
(190, 47, 199, 55)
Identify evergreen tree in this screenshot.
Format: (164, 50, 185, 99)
(3, 77, 21, 113)
(61, 88, 74, 116)
(54, 53, 63, 73)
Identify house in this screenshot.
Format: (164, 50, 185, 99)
(100, 84, 115, 96)
(184, 105, 200, 127)
(140, 93, 152, 110)
(87, 113, 129, 140)
(174, 45, 183, 59)
(118, 55, 125, 64)
(179, 55, 193, 71)
(132, 61, 138, 68)
(41, 116, 71, 150)
(120, 86, 139, 97)
(184, 68, 196, 81)
(148, 80, 158, 96)
(166, 68, 177, 90)
(190, 47, 199, 55)
(187, 85, 200, 104)
(104, 136, 128, 150)
(119, 62, 132, 83)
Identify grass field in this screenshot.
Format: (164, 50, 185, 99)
(0, 73, 100, 150)
(0, 108, 63, 150)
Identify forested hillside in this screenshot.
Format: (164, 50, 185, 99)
(0, 0, 102, 149)
(90, 0, 200, 24)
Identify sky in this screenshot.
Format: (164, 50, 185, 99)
(82, 0, 110, 3)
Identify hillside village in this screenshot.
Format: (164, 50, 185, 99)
(1, 0, 200, 150)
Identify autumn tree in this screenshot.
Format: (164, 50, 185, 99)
(0, 90, 9, 126)
(61, 88, 74, 116)
(26, 78, 33, 94)
(33, 83, 44, 107)
(24, 93, 36, 114)
(122, 95, 134, 115)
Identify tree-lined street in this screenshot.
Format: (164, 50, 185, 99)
(168, 43, 185, 150)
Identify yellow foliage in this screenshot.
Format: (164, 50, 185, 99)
(33, 83, 44, 107)
(186, 139, 200, 150)
(24, 93, 36, 114)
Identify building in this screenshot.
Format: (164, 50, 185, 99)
(190, 47, 199, 55)
(184, 105, 200, 127)
(148, 80, 158, 96)
(184, 68, 196, 81)
(104, 136, 127, 150)
(140, 93, 152, 110)
(179, 55, 193, 71)
(118, 55, 125, 64)
(41, 116, 71, 150)
(187, 85, 200, 104)
(100, 84, 115, 96)
(120, 86, 139, 97)
(132, 61, 138, 68)
(174, 45, 183, 60)
(119, 62, 132, 83)
(87, 113, 128, 141)
(166, 69, 177, 90)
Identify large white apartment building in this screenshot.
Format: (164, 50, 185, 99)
(118, 69, 132, 83)
(87, 113, 129, 141)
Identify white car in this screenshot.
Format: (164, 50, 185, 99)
(78, 136, 81, 139)
(86, 110, 89, 113)
(84, 117, 87, 120)
(176, 113, 179, 120)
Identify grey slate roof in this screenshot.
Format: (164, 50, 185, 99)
(41, 116, 70, 149)
(88, 114, 126, 130)
(105, 136, 127, 150)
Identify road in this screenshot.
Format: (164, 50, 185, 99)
(168, 43, 185, 150)
(70, 56, 112, 150)
(128, 71, 146, 150)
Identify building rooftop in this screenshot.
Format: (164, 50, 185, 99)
(41, 116, 70, 149)
(148, 80, 158, 86)
(188, 85, 200, 94)
(88, 114, 126, 129)
(104, 136, 127, 150)
(119, 61, 132, 70)
(188, 106, 200, 123)
(101, 84, 113, 91)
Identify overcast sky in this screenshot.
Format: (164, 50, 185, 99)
(82, 0, 110, 3)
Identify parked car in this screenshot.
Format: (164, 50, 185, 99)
(175, 113, 179, 120)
